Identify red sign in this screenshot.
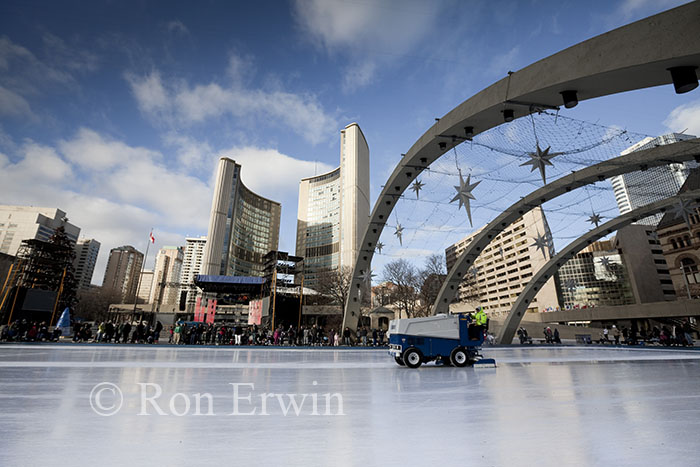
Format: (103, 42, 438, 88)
(207, 299, 217, 324)
(248, 299, 262, 325)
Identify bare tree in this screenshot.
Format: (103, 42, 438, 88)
(313, 266, 353, 307)
(381, 259, 421, 318)
(418, 254, 447, 316)
(73, 287, 122, 321)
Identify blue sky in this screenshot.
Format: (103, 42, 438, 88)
(1, 0, 699, 284)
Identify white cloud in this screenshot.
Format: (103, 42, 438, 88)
(124, 71, 171, 121)
(59, 128, 162, 171)
(41, 32, 99, 73)
(126, 70, 338, 145)
(342, 61, 376, 93)
(664, 99, 700, 136)
(292, 0, 442, 91)
(0, 86, 34, 119)
(618, 0, 683, 19)
(166, 20, 190, 36)
(0, 129, 330, 283)
(487, 46, 521, 77)
(220, 145, 334, 201)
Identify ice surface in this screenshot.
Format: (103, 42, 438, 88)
(1, 345, 699, 467)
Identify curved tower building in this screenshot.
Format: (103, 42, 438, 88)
(202, 158, 281, 277)
(296, 123, 370, 287)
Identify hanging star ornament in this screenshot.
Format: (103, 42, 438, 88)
(531, 231, 550, 259)
(598, 256, 613, 272)
(410, 180, 425, 199)
(588, 212, 603, 228)
(375, 241, 384, 254)
(669, 198, 698, 231)
(564, 278, 578, 292)
(520, 144, 561, 185)
(394, 223, 404, 246)
(359, 268, 375, 284)
(450, 171, 481, 227)
(469, 266, 480, 279)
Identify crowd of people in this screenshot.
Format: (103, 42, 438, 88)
(0, 320, 62, 342)
(168, 323, 387, 347)
(0, 319, 388, 347)
(598, 323, 695, 347)
(1, 318, 694, 348)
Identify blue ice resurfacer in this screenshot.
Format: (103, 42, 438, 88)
(388, 313, 496, 368)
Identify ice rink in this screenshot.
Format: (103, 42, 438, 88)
(1, 345, 699, 466)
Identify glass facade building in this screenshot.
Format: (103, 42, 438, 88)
(609, 133, 698, 226)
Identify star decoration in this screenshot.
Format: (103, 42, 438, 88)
(598, 256, 613, 271)
(469, 266, 480, 279)
(394, 224, 404, 246)
(410, 180, 425, 199)
(450, 171, 481, 227)
(588, 212, 603, 228)
(669, 198, 698, 231)
(520, 144, 561, 185)
(359, 268, 375, 284)
(564, 278, 577, 292)
(531, 231, 550, 259)
(375, 241, 384, 254)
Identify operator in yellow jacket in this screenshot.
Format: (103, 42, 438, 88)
(470, 307, 488, 341)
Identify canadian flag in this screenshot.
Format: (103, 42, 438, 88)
(149, 231, 155, 244)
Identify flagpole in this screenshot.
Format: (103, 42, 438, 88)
(133, 229, 153, 322)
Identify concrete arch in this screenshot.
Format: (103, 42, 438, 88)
(342, 3, 700, 330)
(431, 138, 700, 316)
(496, 189, 700, 344)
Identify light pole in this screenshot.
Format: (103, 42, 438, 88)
(680, 265, 692, 300)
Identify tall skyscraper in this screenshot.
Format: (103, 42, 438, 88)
(445, 207, 560, 314)
(609, 133, 698, 225)
(150, 246, 184, 306)
(0, 205, 80, 255)
(296, 123, 370, 287)
(179, 236, 207, 311)
(102, 245, 144, 303)
(201, 158, 281, 277)
(73, 238, 101, 290)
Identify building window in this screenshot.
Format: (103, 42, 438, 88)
(681, 258, 700, 284)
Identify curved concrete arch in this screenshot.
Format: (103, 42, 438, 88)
(342, 3, 700, 330)
(431, 138, 700, 316)
(496, 189, 700, 344)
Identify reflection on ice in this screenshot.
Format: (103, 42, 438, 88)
(0, 345, 698, 466)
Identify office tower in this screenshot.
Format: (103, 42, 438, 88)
(73, 238, 100, 290)
(150, 245, 184, 306)
(295, 123, 370, 287)
(137, 270, 154, 303)
(102, 245, 143, 303)
(179, 236, 207, 311)
(0, 205, 80, 255)
(609, 133, 698, 225)
(201, 158, 281, 277)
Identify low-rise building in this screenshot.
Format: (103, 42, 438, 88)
(656, 169, 700, 299)
(445, 207, 561, 315)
